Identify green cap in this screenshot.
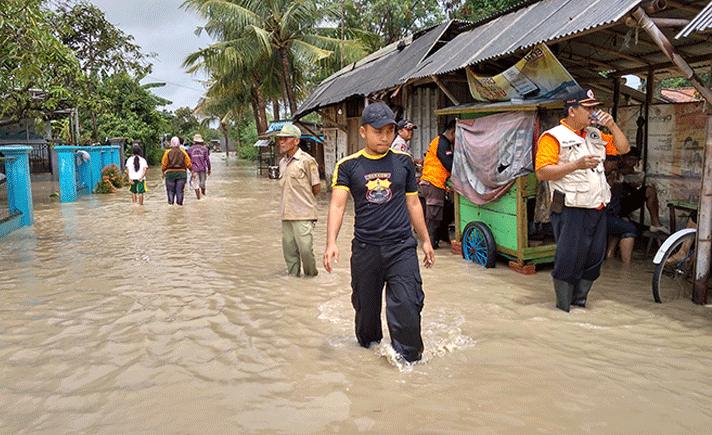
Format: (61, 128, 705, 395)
(275, 124, 301, 138)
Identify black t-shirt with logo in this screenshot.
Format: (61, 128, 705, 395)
(332, 149, 418, 245)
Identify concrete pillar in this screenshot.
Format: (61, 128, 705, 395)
(55, 146, 78, 202)
(99, 145, 111, 170)
(110, 145, 121, 167)
(0, 145, 34, 231)
(88, 147, 102, 192)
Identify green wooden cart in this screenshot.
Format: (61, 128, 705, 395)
(456, 173, 556, 272)
(440, 103, 560, 273)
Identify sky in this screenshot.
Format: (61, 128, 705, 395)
(86, 0, 215, 112)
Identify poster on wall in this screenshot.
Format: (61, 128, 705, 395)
(617, 102, 705, 228)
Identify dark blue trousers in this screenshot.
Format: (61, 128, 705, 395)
(165, 177, 186, 205)
(350, 237, 424, 362)
(550, 206, 607, 283)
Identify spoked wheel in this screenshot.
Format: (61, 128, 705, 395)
(461, 221, 497, 268)
(652, 231, 696, 303)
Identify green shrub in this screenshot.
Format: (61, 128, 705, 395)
(238, 143, 259, 160)
(146, 147, 165, 166)
(95, 163, 128, 193)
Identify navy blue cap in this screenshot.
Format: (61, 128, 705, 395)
(397, 119, 417, 130)
(563, 88, 603, 110)
(361, 103, 396, 129)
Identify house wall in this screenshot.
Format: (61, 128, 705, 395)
(320, 104, 350, 182)
(406, 86, 441, 160)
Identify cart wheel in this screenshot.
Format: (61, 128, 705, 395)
(461, 221, 497, 268)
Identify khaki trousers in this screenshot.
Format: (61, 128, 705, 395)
(282, 220, 318, 276)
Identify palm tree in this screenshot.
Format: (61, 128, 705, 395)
(183, 0, 365, 116)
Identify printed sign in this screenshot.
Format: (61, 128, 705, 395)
(466, 44, 579, 102)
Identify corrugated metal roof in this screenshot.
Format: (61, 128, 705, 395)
(676, 0, 712, 38)
(406, 0, 642, 80)
(293, 21, 459, 119)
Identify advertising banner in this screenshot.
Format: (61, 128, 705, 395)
(466, 44, 578, 103)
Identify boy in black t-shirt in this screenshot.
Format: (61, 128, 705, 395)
(323, 102, 434, 363)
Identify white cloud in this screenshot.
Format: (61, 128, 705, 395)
(86, 0, 214, 112)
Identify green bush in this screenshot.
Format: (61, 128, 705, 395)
(95, 163, 128, 193)
(146, 147, 165, 166)
(238, 143, 259, 160)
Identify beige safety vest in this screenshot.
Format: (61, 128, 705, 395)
(547, 125, 611, 209)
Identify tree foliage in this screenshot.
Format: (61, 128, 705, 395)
(83, 73, 169, 164)
(183, 0, 366, 129)
(0, 0, 82, 121)
(47, 1, 153, 78)
(347, 0, 446, 50)
(445, 0, 522, 22)
(47, 0, 157, 141)
(165, 107, 202, 140)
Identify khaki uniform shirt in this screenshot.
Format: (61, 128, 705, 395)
(279, 148, 320, 220)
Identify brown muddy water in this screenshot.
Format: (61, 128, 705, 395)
(1, 154, 711, 434)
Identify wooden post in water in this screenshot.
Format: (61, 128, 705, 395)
(693, 113, 712, 305)
(632, 7, 712, 305)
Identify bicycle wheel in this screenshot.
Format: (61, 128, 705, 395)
(652, 231, 696, 303)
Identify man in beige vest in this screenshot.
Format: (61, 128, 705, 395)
(277, 124, 321, 276)
(535, 88, 629, 312)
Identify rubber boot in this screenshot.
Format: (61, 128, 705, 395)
(572, 279, 593, 308)
(553, 279, 574, 312)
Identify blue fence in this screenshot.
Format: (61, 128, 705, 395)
(0, 146, 33, 237)
(55, 145, 121, 203)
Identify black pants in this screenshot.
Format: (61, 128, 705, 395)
(350, 237, 424, 362)
(550, 206, 607, 283)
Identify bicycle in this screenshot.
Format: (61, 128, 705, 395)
(651, 228, 697, 303)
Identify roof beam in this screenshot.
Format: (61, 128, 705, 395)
(574, 40, 651, 66)
(610, 52, 712, 76)
(431, 75, 460, 106)
(316, 109, 347, 133)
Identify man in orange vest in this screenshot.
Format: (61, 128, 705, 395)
(419, 119, 456, 248)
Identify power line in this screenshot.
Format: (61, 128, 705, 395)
(146, 76, 205, 93)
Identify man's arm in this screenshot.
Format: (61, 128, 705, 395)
(598, 111, 630, 155)
(312, 183, 321, 196)
(406, 194, 434, 268)
(536, 157, 600, 181)
(535, 134, 600, 181)
(323, 188, 349, 273)
(436, 136, 453, 173)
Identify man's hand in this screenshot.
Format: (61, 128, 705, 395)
(422, 242, 434, 269)
(323, 244, 339, 273)
(577, 154, 601, 170)
(596, 110, 616, 129)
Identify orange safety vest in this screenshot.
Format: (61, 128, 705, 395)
(420, 135, 450, 189)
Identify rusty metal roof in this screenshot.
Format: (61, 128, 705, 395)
(406, 0, 643, 80)
(676, 0, 712, 38)
(296, 0, 712, 118)
(293, 21, 470, 119)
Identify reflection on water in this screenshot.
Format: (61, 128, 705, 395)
(1, 155, 711, 434)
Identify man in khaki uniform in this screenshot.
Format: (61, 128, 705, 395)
(277, 124, 321, 276)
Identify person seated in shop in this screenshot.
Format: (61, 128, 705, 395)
(607, 146, 666, 232)
(605, 146, 667, 263)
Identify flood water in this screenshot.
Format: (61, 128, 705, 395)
(1, 154, 711, 434)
